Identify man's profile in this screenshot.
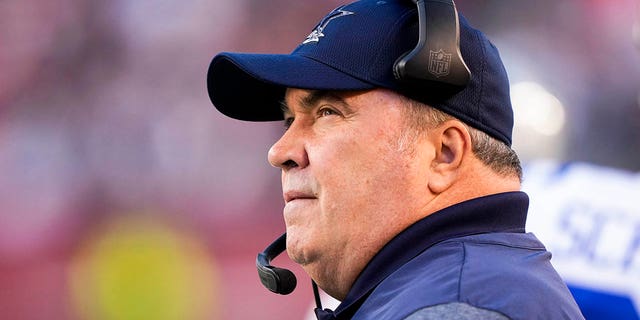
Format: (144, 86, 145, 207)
(206, 0, 585, 319)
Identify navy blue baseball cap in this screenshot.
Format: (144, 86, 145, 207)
(207, 0, 514, 146)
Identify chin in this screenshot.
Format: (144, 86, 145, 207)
(286, 235, 317, 266)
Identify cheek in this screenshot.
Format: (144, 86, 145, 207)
(314, 140, 401, 214)
(311, 120, 415, 208)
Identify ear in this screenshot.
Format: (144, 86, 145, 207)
(427, 120, 473, 194)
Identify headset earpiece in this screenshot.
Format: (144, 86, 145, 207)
(394, 0, 470, 90)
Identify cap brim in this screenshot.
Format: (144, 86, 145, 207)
(207, 52, 376, 121)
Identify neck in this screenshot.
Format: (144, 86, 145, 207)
(423, 163, 521, 220)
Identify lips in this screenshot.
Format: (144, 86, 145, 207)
(283, 190, 317, 203)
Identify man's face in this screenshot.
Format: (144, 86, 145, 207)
(268, 88, 433, 295)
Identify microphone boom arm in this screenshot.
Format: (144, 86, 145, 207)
(256, 233, 298, 295)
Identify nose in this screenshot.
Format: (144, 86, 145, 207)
(268, 124, 309, 171)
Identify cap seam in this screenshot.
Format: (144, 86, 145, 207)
(475, 32, 510, 145)
(476, 29, 486, 130)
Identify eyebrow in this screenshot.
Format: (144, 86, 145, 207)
(280, 90, 353, 115)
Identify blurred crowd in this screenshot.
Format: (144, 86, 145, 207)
(0, 0, 638, 319)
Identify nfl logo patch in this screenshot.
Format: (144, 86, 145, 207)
(428, 49, 452, 77)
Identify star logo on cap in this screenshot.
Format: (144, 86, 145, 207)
(303, 6, 354, 44)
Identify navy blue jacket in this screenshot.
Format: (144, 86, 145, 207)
(315, 192, 584, 319)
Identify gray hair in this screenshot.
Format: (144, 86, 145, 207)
(401, 98, 523, 182)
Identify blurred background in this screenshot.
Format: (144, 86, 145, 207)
(0, 0, 638, 319)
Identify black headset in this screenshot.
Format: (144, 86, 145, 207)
(256, 0, 470, 310)
(394, 0, 470, 90)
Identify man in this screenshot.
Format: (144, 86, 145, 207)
(206, 0, 584, 319)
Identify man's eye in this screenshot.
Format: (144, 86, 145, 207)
(319, 108, 337, 117)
